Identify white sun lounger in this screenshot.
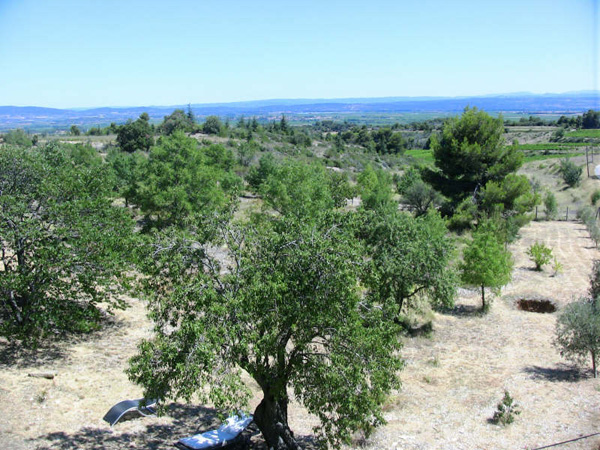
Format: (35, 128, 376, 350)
(176, 413, 254, 450)
(102, 398, 157, 426)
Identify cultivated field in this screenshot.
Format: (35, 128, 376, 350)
(0, 221, 598, 449)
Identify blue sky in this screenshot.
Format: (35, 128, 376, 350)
(0, 0, 597, 108)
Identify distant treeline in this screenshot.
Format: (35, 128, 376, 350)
(504, 109, 600, 128)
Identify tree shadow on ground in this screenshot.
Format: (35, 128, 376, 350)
(33, 403, 320, 450)
(0, 340, 68, 369)
(522, 363, 587, 382)
(0, 313, 125, 369)
(34, 404, 221, 450)
(440, 304, 482, 318)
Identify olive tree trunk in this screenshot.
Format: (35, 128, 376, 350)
(253, 393, 300, 450)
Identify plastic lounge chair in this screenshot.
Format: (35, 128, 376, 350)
(175, 413, 254, 450)
(102, 398, 157, 426)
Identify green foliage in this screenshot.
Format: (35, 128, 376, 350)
(479, 174, 540, 220)
(555, 298, 600, 378)
(402, 180, 442, 217)
(559, 158, 582, 187)
(591, 190, 600, 206)
(544, 191, 558, 220)
(202, 115, 224, 135)
(67, 143, 103, 167)
(0, 144, 135, 342)
(552, 257, 563, 277)
(3, 129, 32, 147)
(106, 149, 146, 206)
(159, 109, 196, 135)
(372, 128, 405, 154)
(135, 131, 241, 229)
(259, 161, 352, 220)
(429, 107, 523, 201)
(491, 391, 521, 426)
(70, 125, 81, 136)
(357, 165, 396, 213)
(246, 153, 277, 192)
(117, 114, 153, 153)
(395, 166, 422, 195)
(360, 209, 456, 314)
(526, 242, 553, 271)
(237, 140, 260, 167)
(128, 213, 402, 449)
(460, 222, 513, 311)
(590, 260, 600, 301)
(447, 198, 478, 231)
(581, 109, 600, 129)
(203, 143, 235, 171)
(578, 206, 600, 248)
(566, 129, 600, 138)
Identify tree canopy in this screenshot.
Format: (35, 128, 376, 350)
(128, 213, 402, 449)
(428, 107, 523, 202)
(133, 131, 241, 229)
(459, 222, 513, 311)
(117, 113, 153, 153)
(0, 144, 135, 341)
(259, 160, 352, 220)
(360, 209, 456, 315)
(159, 109, 196, 135)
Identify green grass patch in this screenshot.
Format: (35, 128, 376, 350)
(523, 152, 585, 163)
(405, 149, 434, 163)
(517, 142, 588, 150)
(565, 129, 600, 138)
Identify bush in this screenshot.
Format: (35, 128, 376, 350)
(491, 391, 521, 426)
(395, 166, 422, 194)
(544, 191, 557, 220)
(555, 298, 600, 378)
(592, 190, 600, 205)
(402, 180, 442, 217)
(559, 158, 582, 188)
(3, 129, 32, 147)
(526, 242, 553, 271)
(578, 206, 595, 225)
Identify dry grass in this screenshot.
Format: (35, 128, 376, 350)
(1, 221, 599, 449)
(361, 221, 600, 450)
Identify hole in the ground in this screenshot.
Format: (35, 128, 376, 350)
(517, 299, 557, 313)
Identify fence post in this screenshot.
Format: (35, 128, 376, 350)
(587, 147, 591, 178)
(535, 206, 538, 221)
(566, 207, 569, 221)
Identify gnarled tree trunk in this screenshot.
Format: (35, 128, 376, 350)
(253, 392, 300, 450)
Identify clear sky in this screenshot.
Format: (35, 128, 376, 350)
(0, 0, 597, 108)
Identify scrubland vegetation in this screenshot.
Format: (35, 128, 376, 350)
(1, 107, 600, 449)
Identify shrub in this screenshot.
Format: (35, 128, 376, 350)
(555, 298, 600, 378)
(590, 225, 600, 248)
(491, 391, 521, 425)
(544, 191, 557, 220)
(526, 242, 553, 271)
(578, 206, 595, 225)
(559, 158, 582, 188)
(592, 190, 600, 205)
(552, 257, 563, 277)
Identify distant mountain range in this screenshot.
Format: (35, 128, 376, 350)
(1, 91, 598, 131)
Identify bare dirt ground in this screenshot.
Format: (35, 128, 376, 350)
(1, 221, 599, 449)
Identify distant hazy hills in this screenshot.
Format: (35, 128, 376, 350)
(1, 91, 598, 131)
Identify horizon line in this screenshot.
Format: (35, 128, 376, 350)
(2, 89, 599, 111)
